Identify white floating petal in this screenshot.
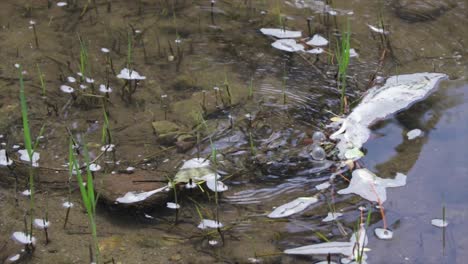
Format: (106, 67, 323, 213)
(205, 177, 228, 192)
(407, 129, 422, 140)
(33, 219, 50, 229)
(57, 2, 67, 7)
(260, 28, 302, 39)
(316, 182, 331, 190)
(337, 169, 407, 203)
(101, 144, 115, 152)
(8, 254, 20, 262)
(11, 232, 36, 245)
(99, 84, 112, 93)
(185, 182, 198, 189)
(431, 219, 448, 228)
(166, 202, 180, 209)
(18, 149, 40, 167)
(85, 77, 95, 83)
(117, 68, 146, 80)
(330, 73, 447, 158)
(181, 158, 211, 169)
(60, 85, 74, 94)
(116, 186, 168, 204)
(88, 163, 101, 172)
(197, 219, 223, 229)
(62, 201, 74, 208)
(21, 189, 31, 196)
(349, 48, 359, 58)
(306, 34, 329, 46)
(374, 228, 393, 240)
(268, 197, 318, 218)
(367, 24, 388, 34)
(322, 212, 343, 222)
(0, 149, 13, 166)
(67, 76, 76, 83)
(101, 47, 110, 53)
(306, 47, 324, 54)
(271, 39, 305, 52)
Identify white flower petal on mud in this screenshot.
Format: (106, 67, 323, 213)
(115, 186, 168, 204)
(322, 212, 343, 222)
(8, 254, 21, 262)
(62, 201, 74, 208)
(185, 182, 198, 189)
(101, 47, 110, 53)
(21, 189, 31, 196)
(316, 182, 331, 190)
(57, 2, 67, 7)
(260, 28, 302, 39)
(349, 48, 359, 58)
(374, 228, 393, 240)
(306, 34, 329, 46)
(431, 219, 448, 228)
(337, 169, 407, 203)
(166, 202, 180, 209)
(205, 177, 228, 192)
(0, 149, 13, 166)
(330, 73, 447, 158)
(60, 85, 74, 94)
(99, 84, 112, 93)
(85, 77, 95, 83)
(11, 232, 36, 245)
(116, 68, 146, 80)
(271, 39, 304, 52)
(33, 219, 50, 229)
(101, 144, 115, 152)
(67, 76, 76, 83)
(181, 158, 210, 169)
(88, 163, 101, 172)
(367, 24, 388, 34)
(268, 197, 318, 218)
(407, 129, 422, 140)
(197, 219, 223, 229)
(18, 149, 40, 167)
(306, 47, 324, 54)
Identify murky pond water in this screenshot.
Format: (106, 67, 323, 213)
(0, 0, 467, 263)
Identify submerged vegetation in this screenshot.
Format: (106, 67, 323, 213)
(0, 0, 465, 263)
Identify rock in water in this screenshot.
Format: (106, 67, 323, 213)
(393, 0, 456, 22)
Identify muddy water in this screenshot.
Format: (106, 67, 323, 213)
(0, 0, 467, 263)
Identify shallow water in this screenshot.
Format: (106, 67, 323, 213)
(0, 0, 467, 263)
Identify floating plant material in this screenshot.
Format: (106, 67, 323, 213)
(431, 219, 448, 228)
(116, 68, 146, 80)
(57, 2, 67, 7)
(349, 48, 359, 58)
(166, 202, 180, 209)
(367, 24, 389, 34)
(33, 218, 50, 229)
(285, 225, 368, 258)
(115, 186, 169, 204)
(306, 34, 329, 46)
(11, 232, 36, 245)
(174, 158, 228, 192)
(21, 189, 31, 196)
(330, 73, 447, 158)
(374, 228, 393, 240)
(101, 48, 110, 53)
(271, 39, 305, 52)
(260, 28, 302, 39)
(18, 149, 40, 167)
(407, 129, 423, 140)
(67, 76, 76, 83)
(344, 147, 364, 160)
(322, 212, 343, 222)
(337, 169, 407, 203)
(60, 85, 74, 94)
(0, 149, 13, 166)
(197, 219, 223, 229)
(268, 197, 318, 218)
